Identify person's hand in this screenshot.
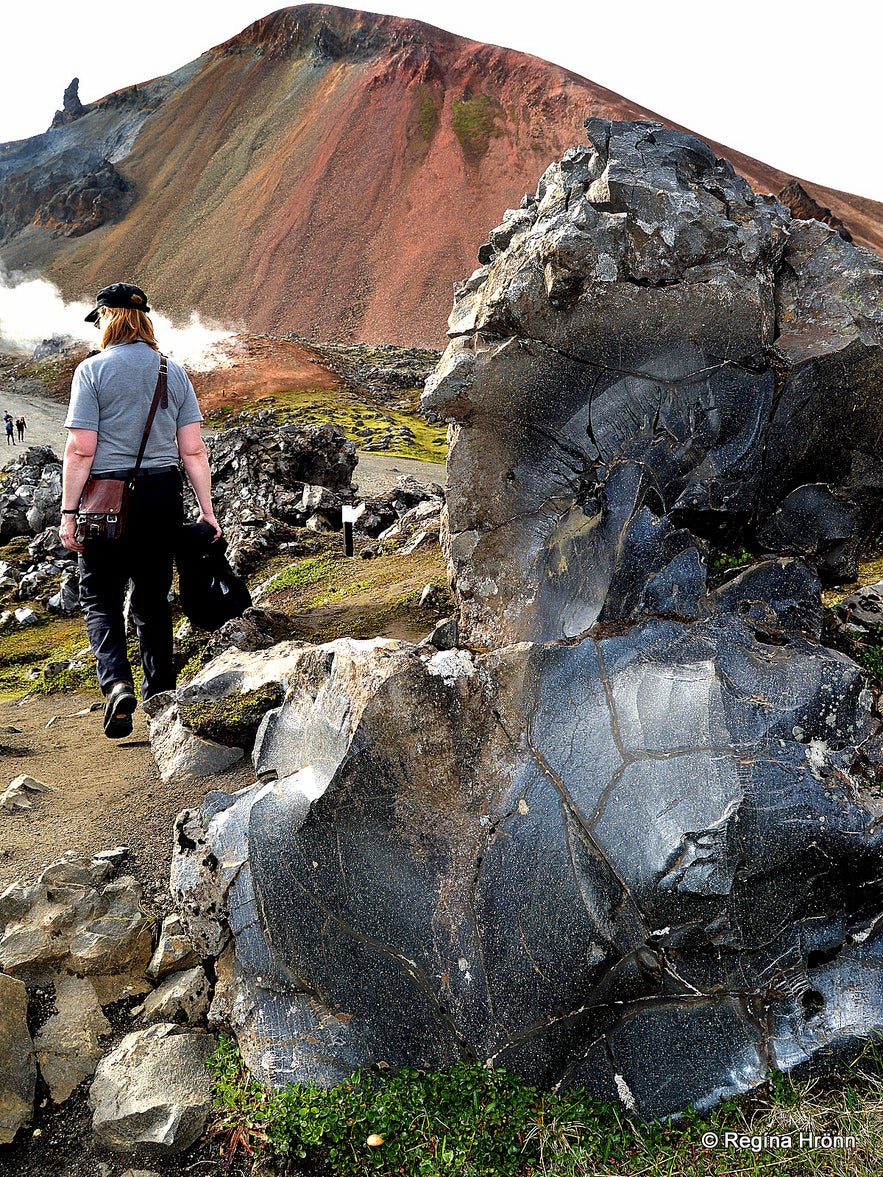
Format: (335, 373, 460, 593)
(59, 514, 83, 553)
(197, 509, 222, 541)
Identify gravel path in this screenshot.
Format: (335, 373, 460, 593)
(0, 387, 68, 454)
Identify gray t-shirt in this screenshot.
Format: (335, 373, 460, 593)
(65, 342, 203, 472)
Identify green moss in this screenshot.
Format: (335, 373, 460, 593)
(451, 94, 504, 160)
(0, 536, 33, 561)
(418, 94, 439, 140)
(0, 614, 94, 698)
(263, 553, 338, 594)
(180, 683, 284, 747)
(252, 390, 447, 464)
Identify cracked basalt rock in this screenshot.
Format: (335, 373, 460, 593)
(173, 629, 883, 1117)
(172, 120, 883, 1121)
(423, 118, 883, 648)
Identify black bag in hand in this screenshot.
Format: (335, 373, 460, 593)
(175, 521, 251, 631)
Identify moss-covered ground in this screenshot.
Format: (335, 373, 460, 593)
(216, 386, 448, 463)
(0, 530, 451, 701)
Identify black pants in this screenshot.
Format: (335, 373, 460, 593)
(78, 470, 184, 699)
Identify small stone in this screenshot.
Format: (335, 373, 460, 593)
(92, 846, 129, 869)
(138, 966, 211, 1024)
(1, 775, 51, 813)
(146, 914, 199, 981)
(89, 1024, 217, 1155)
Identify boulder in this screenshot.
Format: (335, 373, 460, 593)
(0, 856, 153, 997)
(172, 120, 883, 1121)
(34, 973, 110, 1103)
(837, 580, 883, 632)
(0, 972, 35, 1143)
(199, 420, 356, 573)
(88, 1024, 216, 1155)
(196, 606, 296, 665)
(174, 630, 883, 1118)
(147, 701, 244, 784)
(712, 558, 823, 637)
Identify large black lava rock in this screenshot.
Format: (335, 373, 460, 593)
(171, 119, 883, 1119)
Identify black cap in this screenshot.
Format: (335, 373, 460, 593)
(84, 283, 151, 323)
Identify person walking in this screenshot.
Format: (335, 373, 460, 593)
(15, 417, 26, 442)
(4, 416, 15, 446)
(59, 282, 221, 739)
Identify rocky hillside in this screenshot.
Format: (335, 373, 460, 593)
(1, 4, 881, 346)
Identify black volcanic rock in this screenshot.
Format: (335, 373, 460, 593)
(33, 160, 132, 238)
(50, 78, 86, 129)
(170, 120, 883, 1121)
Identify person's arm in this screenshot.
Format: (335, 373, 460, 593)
(59, 428, 98, 553)
(177, 422, 221, 539)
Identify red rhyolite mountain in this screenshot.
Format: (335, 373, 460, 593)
(1, 5, 881, 346)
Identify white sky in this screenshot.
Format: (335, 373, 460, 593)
(1, 0, 880, 202)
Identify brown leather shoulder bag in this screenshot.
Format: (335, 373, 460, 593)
(75, 355, 169, 543)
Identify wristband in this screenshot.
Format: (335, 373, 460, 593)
(61, 509, 78, 515)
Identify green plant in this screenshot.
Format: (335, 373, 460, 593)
(207, 1036, 883, 1177)
(206, 1035, 272, 1166)
(852, 634, 883, 681)
(709, 544, 754, 575)
(452, 95, 504, 160)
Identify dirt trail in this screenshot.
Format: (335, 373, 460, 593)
(0, 387, 69, 454)
(0, 691, 254, 900)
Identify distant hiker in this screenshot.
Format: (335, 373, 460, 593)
(15, 417, 25, 442)
(5, 418, 14, 445)
(59, 282, 221, 739)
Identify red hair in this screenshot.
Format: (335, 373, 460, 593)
(101, 307, 159, 351)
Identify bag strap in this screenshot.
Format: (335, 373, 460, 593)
(130, 355, 168, 486)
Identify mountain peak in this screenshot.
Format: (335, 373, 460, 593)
(1, 7, 880, 346)
(211, 5, 463, 64)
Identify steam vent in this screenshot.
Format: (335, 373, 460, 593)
(174, 119, 883, 1119)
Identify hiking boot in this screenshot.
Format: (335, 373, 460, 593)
(103, 681, 137, 739)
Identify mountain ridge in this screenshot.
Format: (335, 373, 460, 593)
(1, 4, 881, 346)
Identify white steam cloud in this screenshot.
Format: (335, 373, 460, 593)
(0, 269, 240, 371)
